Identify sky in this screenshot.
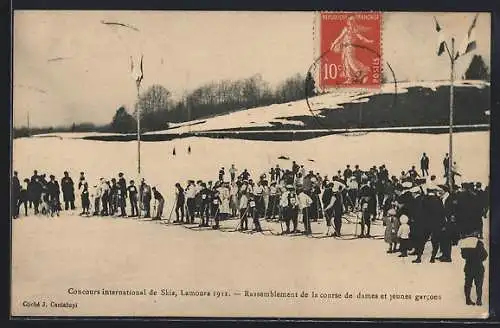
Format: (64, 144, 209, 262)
(13, 11, 491, 128)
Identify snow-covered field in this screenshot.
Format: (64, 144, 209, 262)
(11, 131, 490, 318)
(32, 80, 490, 138)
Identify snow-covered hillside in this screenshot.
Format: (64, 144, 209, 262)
(30, 80, 490, 140)
(149, 80, 490, 134)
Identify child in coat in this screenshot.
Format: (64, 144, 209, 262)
(384, 208, 400, 253)
(397, 215, 411, 257)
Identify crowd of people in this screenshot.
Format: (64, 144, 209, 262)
(11, 152, 489, 306)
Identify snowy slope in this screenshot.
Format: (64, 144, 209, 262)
(148, 80, 490, 134)
(29, 80, 489, 140)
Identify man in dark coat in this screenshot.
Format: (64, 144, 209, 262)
(324, 186, 344, 237)
(425, 189, 446, 263)
(441, 188, 458, 262)
(31, 177, 42, 214)
(118, 173, 127, 217)
(47, 175, 61, 215)
(407, 189, 427, 263)
(199, 183, 212, 227)
(456, 183, 482, 238)
(140, 179, 152, 218)
(322, 183, 334, 233)
(460, 234, 488, 306)
(11, 171, 21, 219)
(128, 180, 139, 217)
(61, 171, 76, 210)
(151, 187, 165, 220)
(420, 153, 430, 177)
(18, 178, 30, 217)
(343, 165, 353, 181)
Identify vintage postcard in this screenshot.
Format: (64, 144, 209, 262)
(11, 11, 490, 318)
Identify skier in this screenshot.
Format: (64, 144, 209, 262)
(187, 145, 191, 154)
(253, 180, 265, 219)
(118, 173, 127, 217)
(78, 172, 86, 190)
(280, 185, 299, 234)
(11, 171, 21, 219)
(101, 180, 110, 216)
(359, 199, 371, 238)
(266, 181, 279, 220)
(47, 175, 61, 216)
(460, 232, 488, 306)
(322, 182, 334, 234)
(384, 208, 400, 253)
(229, 181, 239, 218)
(218, 167, 225, 182)
(425, 188, 446, 263)
(173, 147, 176, 156)
(61, 171, 75, 210)
(420, 153, 430, 177)
(274, 165, 281, 181)
(174, 183, 185, 223)
(109, 178, 118, 215)
(408, 165, 419, 182)
(240, 169, 251, 181)
(185, 180, 197, 223)
(128, 180, 139, 217)
(80, 182, 90, 215)
(229, 164, 238, 182)
(324, 185, 344, 237)
(211, 189, 222, 229)
(92, 179, 103, 216)
(343, 165, 353, 181)
(151, 187, 164, 220)
(140, 179, 152, 218)
(199, 183, 211, 227)
(238, 190, 249, 231)
(297, 188, 313, 235)
(17, 178, 30, 217)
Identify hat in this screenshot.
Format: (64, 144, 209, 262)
(402, 181, 413, 189)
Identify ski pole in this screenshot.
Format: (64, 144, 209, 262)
(168, 194, 178, 223)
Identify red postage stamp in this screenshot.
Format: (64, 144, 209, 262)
(318, 12, 382, 89)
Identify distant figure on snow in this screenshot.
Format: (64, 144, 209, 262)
(420, 153, 429, 177)
(188, 146, 191, 155)
(173, 147, 176, 156)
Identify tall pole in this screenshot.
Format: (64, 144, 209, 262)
(448, 38, 455, 191)
(136, 82, 141, 177)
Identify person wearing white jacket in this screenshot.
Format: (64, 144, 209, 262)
(280, 186, 299, 234)
(92, 179, 103, 216)
(297, 189, 313, 234)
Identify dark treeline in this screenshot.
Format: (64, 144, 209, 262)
(121, 72, 316, 133)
